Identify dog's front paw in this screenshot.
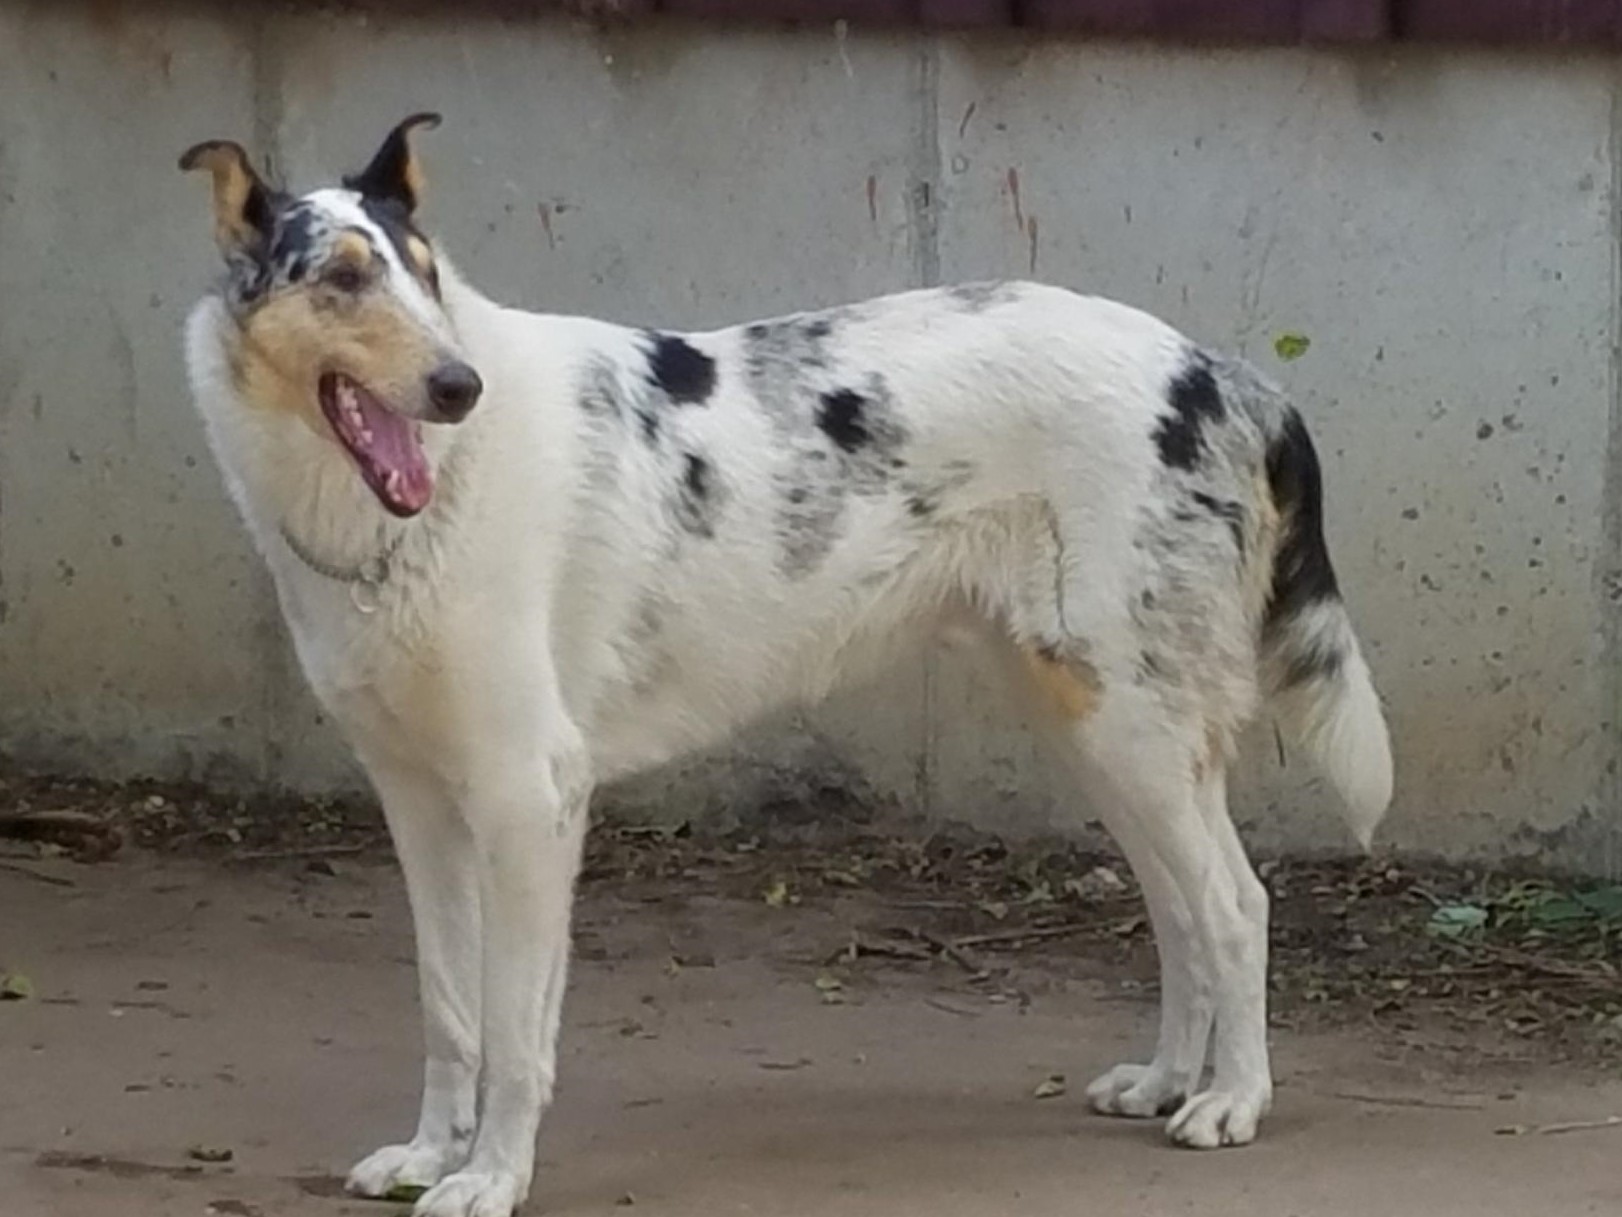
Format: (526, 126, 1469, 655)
(346, 1141, 462, 1198)
(1086, 1062, 1188, 1119)
(413, 1169, 526, 1217)
(1165, 1084, 1272, 1149)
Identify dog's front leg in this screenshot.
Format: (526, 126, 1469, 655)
(413, 741, 592, 1217)
(347, 757, 482, 1199)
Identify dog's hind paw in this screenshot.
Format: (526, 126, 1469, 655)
(1086, 1062, 1187, 1119)
(1165, 1084, 1272, 1149)
(413, 1170, 525, 1217)
(346, 1142, 460, 1198)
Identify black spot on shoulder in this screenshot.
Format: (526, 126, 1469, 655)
(1154, 351, 1225, 471)
(817, 389, 870, 452)
(645, 333, 717, 404)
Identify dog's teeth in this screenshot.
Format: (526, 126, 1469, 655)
(358, 428, 374, 445)
(384, 470, 402, 494)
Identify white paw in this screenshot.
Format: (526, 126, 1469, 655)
(413, 1170, 526, 1217)
(1165, 1085, 1272, 1149)
(1086, 1062, 1188, 1119)
(346, 1141, 463, 1198)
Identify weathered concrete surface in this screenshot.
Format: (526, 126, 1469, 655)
(0, 2, 1617, 865)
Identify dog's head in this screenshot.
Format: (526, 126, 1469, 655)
(180, 113, 477, 518)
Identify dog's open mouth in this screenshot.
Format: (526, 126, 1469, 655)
(318, 372, 432, 518)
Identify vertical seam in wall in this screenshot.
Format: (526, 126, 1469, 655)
(249, 11, 294, 787)
(910, 37, 942, 820)
(1602, 68, 1622, 879)
(909, 40, 942, 288)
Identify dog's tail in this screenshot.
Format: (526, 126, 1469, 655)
(1258, 408, 1393, 849)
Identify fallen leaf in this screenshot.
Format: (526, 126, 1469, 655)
(1033, 1074, 1067, 1100)
(0, 972, 34, 1001)
(763, 880, 790, 908)
(383, 1183, 428, 1202)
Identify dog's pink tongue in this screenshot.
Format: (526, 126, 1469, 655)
(356, 395, 432, 516)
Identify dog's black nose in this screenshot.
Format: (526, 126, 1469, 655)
(427, 361, 483, 421)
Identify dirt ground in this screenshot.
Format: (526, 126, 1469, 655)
(4, 778, 1622, 1215)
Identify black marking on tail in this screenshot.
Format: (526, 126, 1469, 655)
(1155, 351, 1225, 471)
(1264, 407, 1344, 686)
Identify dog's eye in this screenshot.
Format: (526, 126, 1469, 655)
(324, 263, 367, 293)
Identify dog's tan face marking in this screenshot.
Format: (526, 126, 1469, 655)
(1022, 646, 1104, 722)
(229, 259, 443, 428)
(405, 234, 435, 279)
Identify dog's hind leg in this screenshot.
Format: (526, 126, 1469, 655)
(1165, 763, 1273, 1148)
(346, 758, 482, 1200)
(1062, 693, 1271, 1148)
(996, 644, 1212, 1120)
(413, 730, 593, 1217)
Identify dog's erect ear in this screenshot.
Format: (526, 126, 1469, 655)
(343, 112, 442, 214)
(178, 140, 278, 255)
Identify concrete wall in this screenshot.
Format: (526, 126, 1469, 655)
(0, 1, 1615, 866)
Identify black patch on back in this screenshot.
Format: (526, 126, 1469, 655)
(645, 333, 717, 404)
(817, 389, 870, 452)
(1155, 351, 1226, 471)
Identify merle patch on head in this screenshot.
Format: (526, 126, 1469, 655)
(1154, 351, 1225, 471)
(645, 333, 717, 405)
(267, 201, 328, 285)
